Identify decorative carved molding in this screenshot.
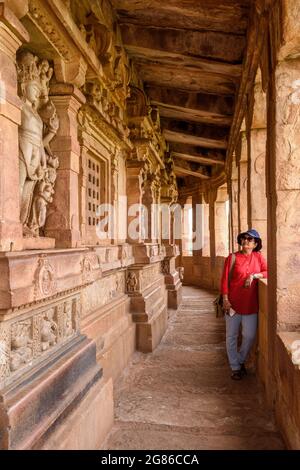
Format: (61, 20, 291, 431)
(28, 0, 72, 61)
(78, 105, 131, 149)
(82, 80, 130, 139)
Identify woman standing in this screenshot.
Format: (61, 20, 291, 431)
(220, 229, 268, 380)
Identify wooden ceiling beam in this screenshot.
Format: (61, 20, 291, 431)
(173, 152, 225, 166)
(111, 1, 250, 35)
(134, 60, 238, 95)
(125, 45, 242, 79)
(155, 102, 232, 127)
(174, 166, 210, 179)
(120, 23, 246, 63)
(164, 130, 228, 149)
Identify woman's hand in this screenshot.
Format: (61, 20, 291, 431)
(244, 274, 254, 288)
(222, 296, 231, 311)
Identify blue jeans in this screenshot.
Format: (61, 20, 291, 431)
(225, 313, 258, 371)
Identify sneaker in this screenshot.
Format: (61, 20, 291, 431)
(231, 370, 242, 381)
(240, 363, 247, 376)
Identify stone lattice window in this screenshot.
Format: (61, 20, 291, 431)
(87, 156, 101, 228)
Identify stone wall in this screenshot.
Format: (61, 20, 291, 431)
(258, 280, 300, 449)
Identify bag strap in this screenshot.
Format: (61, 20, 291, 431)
(228, 253, 236, 288)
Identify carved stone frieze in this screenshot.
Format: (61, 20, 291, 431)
(0, 293, 81, 384)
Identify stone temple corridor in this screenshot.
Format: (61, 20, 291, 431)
(1, 0, 300, 451)
(104, 287, 285, 450)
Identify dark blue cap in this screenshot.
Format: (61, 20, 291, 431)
(237, 229, 262, 252)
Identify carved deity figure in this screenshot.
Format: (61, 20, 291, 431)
(64, 301, 74, 338)
(10, 320, 33, 372)
(41, 308, 58, 351)
(17, 51, 59, 237)
(127, 272, 138, 292)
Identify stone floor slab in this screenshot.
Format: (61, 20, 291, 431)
(104, 287, 285, 450)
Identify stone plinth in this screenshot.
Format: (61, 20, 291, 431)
(38, 376, 113, 450)
(0, 336, 109, 449)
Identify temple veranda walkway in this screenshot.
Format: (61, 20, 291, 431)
(104, 287, 285, 450)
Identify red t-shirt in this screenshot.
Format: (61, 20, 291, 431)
(220, 251, 268, 315)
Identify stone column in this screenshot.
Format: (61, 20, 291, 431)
(192, 192, 203, 256)
(126, 158, 145, 244)
(0, 3, 29, 251)
(270, 58, 300, 330)
(215, 185, 229, 257)
(249, 79, 267, 256)
(230, 161, 239, 252)
(142, 178, 156, 243)
(238, 131, 248, 233)
(208, 189, 217, 289)
(46, 84, 86, 248)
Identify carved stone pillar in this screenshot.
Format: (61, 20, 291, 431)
(46, 84, 86, 248)
(0, 3, 29, 251)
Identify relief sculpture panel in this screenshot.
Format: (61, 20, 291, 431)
(0, 293, 81, 385)
(17, 51, 60, 238)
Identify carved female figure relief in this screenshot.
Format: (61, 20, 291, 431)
(17, 51, 59, 237)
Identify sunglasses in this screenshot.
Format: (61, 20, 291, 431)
(241, 236, 255, 242)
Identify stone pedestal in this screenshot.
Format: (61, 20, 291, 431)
(0, 4, 29, 252)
